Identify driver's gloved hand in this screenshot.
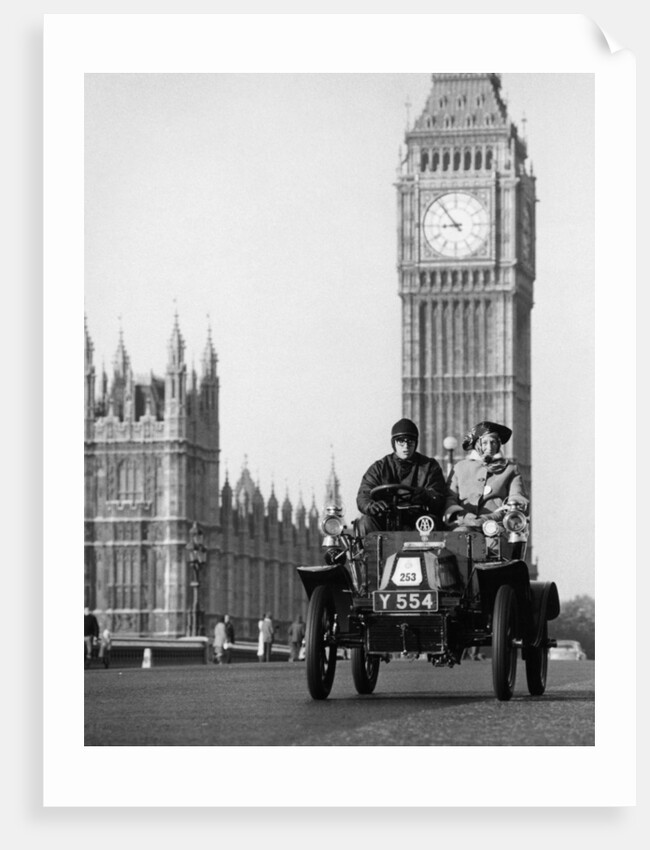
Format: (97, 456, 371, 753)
(367, 500, 389, 516)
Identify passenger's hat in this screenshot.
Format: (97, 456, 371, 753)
(391, 418, 419, 446)
(462, 421, 512, 452)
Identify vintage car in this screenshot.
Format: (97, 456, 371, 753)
(549, 639, 587, 661)
(297, 484, 560, 702)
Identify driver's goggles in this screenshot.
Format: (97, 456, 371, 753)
(395, 437, 416, 445)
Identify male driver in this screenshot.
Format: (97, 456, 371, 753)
(356, 418, 446, 535)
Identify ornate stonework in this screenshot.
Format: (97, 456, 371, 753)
(84, 317, 325, 639)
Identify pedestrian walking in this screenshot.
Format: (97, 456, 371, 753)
(84, 606, 99, 668)
(261, 612, 274, 662)
(98, 624, 112, 668)
(257, 617, 265, 662)
(223, 614, 235, 664)
(213, 615, 227, 664)
(287, 615, 305, 662)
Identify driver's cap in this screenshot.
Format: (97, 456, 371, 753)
(391, 418, 419, 447)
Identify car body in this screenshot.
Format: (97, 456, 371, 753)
(297, 485, 560, 702)
(549, 639, 587, 661)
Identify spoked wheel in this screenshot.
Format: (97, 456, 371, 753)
(525, 621, 548, 696)
(351, 646, 380, 694)
(305, 585, 338, 700)
(492, 584, 519, 701)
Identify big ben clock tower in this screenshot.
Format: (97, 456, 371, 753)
(397, 73, 536, 492)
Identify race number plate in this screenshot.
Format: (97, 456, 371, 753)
(372, 590, 439, 613)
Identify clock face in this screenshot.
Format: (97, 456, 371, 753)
(422, 192, 489, 258)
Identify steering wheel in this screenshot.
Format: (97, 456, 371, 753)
(370, 484, 418, 509)
(370, 484, 429, 531)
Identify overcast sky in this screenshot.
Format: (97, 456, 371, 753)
(84, 72, 594, 599)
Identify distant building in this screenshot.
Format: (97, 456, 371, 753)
(84, 315, 324, 640)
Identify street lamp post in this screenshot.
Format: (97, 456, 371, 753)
(186, 521, 207, 636)
(442, 435, 458, 478)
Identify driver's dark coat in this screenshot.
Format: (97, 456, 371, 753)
(356, 452, 446, 517)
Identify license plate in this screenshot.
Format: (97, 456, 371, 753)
(372, 590, 439, 612)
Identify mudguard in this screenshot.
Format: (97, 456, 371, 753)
(526, 581, 561, 647)
(474, 559, 531, 636)
(297, 563, 356, 634)
(297, 562, 354, 599)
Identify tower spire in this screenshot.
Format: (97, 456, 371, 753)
(112, 320, 131, 378)
(165, 311, 187, 431)
(324, 447, 342, 510)
(84, 316, 96, 434)
(202, 319, 218, 379)
(167, 308, 185, 370)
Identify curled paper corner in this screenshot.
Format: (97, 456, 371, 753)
(584, 15, 627, 56)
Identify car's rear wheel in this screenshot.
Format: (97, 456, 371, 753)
(351, 646, 380, 694)
(305, 585, 338, 700)
(525, 621, 548, 696)
(492, 584, 518, 701)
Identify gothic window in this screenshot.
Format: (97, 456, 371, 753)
(474, 148, 482, 170)
(432, 150, 440, 171)
(485, 114, 493, 126)
(464, 149, 472, 170)
(420, 149, 429, 171)
(442, 150, 450, 171)
(486, 147, 493, 169)
(453, 150, 461, 171)
(457, 95, 466, 107)
(117, 458, 143, 501)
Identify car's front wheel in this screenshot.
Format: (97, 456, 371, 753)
(351, 646, 380, 694)
(524, 622, 548, 696)
(305, 585, 338, 700)
(492, 584, 518, 701)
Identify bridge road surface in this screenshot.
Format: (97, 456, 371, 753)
(84, 658, 595, 746)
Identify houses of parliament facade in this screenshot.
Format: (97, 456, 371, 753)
(84, 73, 536, 639)
(84, 315, 336, 640)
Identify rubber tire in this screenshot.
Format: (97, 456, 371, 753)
(351, 647, 380, 694)
(525, 622, 548, 696)
(305, 585, 338, 700)
(492, 584, 518, 701)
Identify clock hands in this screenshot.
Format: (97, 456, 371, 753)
(439, 202, 462, 231)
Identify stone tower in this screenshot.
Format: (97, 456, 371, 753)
(396, 73, 535, 489)
(84, 316, 220, 637)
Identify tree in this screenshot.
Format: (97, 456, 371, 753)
(550, 594, 595, 659)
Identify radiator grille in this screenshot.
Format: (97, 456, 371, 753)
(366, 615, 446, 654)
